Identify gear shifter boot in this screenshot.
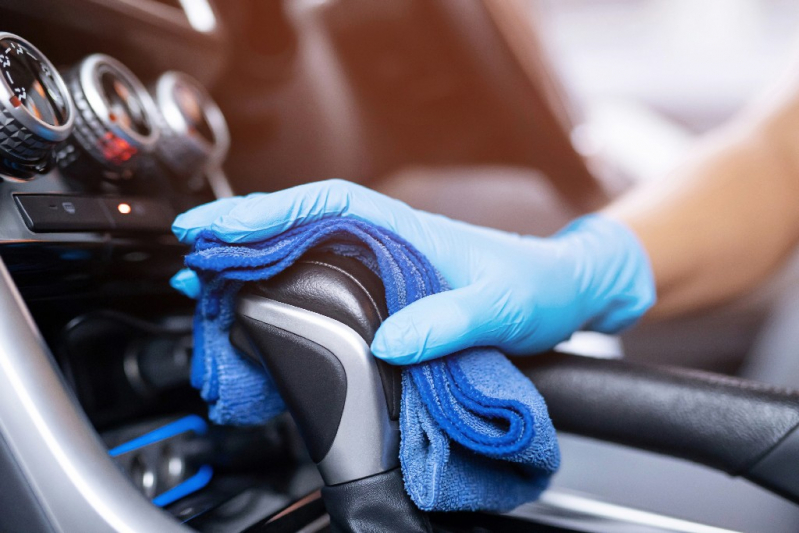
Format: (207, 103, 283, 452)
(322, 468, 431, 533)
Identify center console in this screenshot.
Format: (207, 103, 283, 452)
(0, 30, 308, 533)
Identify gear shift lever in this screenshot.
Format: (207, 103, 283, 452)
(230, 253, 430, 532)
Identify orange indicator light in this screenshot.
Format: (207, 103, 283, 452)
(117, 203, 132, 215)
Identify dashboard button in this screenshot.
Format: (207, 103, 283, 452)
(100, 197, 175, 232)
(15, 194, 112, 232)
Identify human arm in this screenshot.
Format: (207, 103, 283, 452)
(606, 62, 799, 318)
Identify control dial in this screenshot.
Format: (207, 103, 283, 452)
(152, 71, 229, 180)
(58, 54, 159, 181)
(0, 33, 74, 173)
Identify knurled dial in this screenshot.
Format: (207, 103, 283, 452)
(0, 33, 74, 172)
(58, 54, 159, 181)
(152, 71, 230, 179)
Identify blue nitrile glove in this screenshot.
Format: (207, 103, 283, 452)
(172, 179, 656, 365)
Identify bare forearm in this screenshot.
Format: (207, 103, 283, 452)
(605, 119, 799, 319)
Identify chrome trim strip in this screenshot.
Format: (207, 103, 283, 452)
(0, 257, 187, 532)
(237, 296, 400, 485)
(509, 489, 739, 533)
(206, 165, 234, 198)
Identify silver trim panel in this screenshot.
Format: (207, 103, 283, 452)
(206, 165, 234, 198)
(0, 257, 187, 532)
(510, 489, 739, 533)
(237, 296, 400, 485)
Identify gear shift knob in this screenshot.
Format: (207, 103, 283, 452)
(231, 253, 432, 532)
(231, 253, 401, 485)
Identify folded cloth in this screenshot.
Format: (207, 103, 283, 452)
(186, 218, 560, 512)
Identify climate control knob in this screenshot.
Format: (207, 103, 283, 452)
(151, 71, 229, 181)
(0, 32, 74, 175)
(58, 54, 159, 181)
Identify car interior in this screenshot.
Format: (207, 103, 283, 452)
(1, 0, 799, 532)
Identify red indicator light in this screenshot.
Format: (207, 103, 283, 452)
(98, 132, 137, 164)
(117, 203, 132, 215)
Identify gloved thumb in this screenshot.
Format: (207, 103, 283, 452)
(371, 284, 492, 365)
(170, 268, 202, 299)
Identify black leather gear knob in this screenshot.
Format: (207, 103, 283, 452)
(231, 253, 401, 484)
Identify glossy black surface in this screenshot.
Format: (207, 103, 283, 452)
(16, 194, 110, 232)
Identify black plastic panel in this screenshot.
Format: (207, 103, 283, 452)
(15, 194, 175, 233)
(249, 253, 402, 421)
(99, 197, 176, 232)
(237, 317, 347, 463)
(15, 194, 113, 232)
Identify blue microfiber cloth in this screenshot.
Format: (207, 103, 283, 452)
(186, 218, 560, 512)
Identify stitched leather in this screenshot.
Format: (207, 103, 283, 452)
(251, 252, 387, 343)
(513, 352, 799, 476)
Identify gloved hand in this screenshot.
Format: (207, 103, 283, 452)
(172, 179, 656, 365)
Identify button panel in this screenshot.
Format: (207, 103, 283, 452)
(15, 195, 112, 232)
(100, 198, 176, 232)
(15, 194, 175, 233)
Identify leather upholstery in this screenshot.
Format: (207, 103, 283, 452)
(321, 468, 432, 533)
(249, 252, 388, 344)
(245, 253, 401, 420)
(514, 352, 799, 501)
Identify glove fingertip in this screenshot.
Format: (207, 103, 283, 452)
(171, 223, 198, 244)
(172, 196, 246, 243)
(170, 269, 201, 299)
(372, 321, 421, 365)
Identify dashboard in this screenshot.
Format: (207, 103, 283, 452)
(0, 2, 311, 532)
